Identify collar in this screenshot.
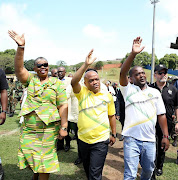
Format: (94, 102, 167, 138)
(132, 83, 148, 91)
(154, 81, 169, 89)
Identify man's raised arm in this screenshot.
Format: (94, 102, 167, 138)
(119, 37, 145, 86)
(71, 49, 96, 93)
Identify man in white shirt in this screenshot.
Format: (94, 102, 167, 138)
(119, 37, 169, 180)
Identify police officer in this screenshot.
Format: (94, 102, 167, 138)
(150, 64, 178, 178)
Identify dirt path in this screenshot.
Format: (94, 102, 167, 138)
(102, 135, 177, 180)
(103, 138, 125, 180)
(0, 128, 19, 137)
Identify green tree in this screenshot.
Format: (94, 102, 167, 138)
(121, 52, 159, 67)
(107, 61, 112, 64)
(0, 56, 14, 73)
(24, 59, 35, 71)
(3, 49, 16, 56)
(73, 62, 84, 71)
(95, 61, 103, 70)
(57, 60, 67, 67)
(0, 49, 16, 73)
(159, 54, 178, 70)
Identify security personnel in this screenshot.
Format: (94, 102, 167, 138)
(150, 64, 178, 178)
(7, 77, 15, 117)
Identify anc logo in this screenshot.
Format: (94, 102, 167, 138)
(148, 93, 153, 98)
(102, 101, 107, 106)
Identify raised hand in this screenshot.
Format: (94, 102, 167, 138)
(85, 49, 97, 66)
(8, 30, 25, 46)
(132, 37, 145, 55)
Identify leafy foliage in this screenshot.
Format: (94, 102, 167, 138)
(24, 59, 35, 71)
(57, 60, 67, 67)
(107, 61, 113, 64)
(95, 61, 104, 70)
(0, 49, 16, 73)
(159, 54, 178, 70)
(121, 52, 159, 67)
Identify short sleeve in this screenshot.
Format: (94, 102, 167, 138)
(56, 80, 67, 106)
(118, 82, 131, 100)
(23, 73, 35, 87)
(0, 69, 8, 90)
(108, 93, 116, 116)
(74, 86, 84, 101)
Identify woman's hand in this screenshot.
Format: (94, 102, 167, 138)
(58, 128, 68, 140)
(8, 30, 25, 46)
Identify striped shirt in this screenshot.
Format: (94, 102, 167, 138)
(120, 83, 166, 142)
(75, 86, 115, 144)
(19, 73, 67, 125)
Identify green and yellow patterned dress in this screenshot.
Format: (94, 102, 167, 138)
(18, 73, 67, 173)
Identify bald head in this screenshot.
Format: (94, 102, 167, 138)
(51, 68, 58, 77)
(58, 66, 66, 80)
(84, 70, 100, 93)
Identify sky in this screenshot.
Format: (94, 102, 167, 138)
(1, 0, 178, 65)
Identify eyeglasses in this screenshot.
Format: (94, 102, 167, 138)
(36, 63, 48, 68)
(58, 71, 65, 73)
(157, 71, 167, 75)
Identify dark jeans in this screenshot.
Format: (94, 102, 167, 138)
(78, 139, 109, 180)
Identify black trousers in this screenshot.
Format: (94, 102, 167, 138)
(57, 122, 81, 158)
(70, 122, 81, 159)
(78, 139, 109, 180)
(155, 122, 173, 169)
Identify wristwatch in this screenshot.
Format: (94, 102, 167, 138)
(2, 110, 7, 113)
(111, 133, 117, 138)
(61, 127, 67, 131)
(163, 135, 170, 140)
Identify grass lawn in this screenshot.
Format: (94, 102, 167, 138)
(0, 87, 178, 179)
(0, 104, 86, 180)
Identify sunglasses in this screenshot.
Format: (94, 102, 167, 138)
(36, 63, 48, 68)
(157, 71, 167, 75)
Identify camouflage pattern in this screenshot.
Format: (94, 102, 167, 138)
(7, 78, 23, 116)
(7, 78, 15, 114)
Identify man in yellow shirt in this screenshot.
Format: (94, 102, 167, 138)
(71, 49, 116, 180)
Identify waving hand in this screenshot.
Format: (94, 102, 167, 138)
(85, 49, 97, 66)
(8, 30, 25, 46)
(132, 37, 145, 55)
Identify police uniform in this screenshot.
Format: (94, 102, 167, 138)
(150, 82, 178, 172)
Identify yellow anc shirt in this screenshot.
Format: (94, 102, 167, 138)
(75, 86, 115, 144)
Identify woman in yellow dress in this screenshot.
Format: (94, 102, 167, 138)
(8, 30, 68, 180)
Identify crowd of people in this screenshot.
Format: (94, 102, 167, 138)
(0, 31, 177, 180)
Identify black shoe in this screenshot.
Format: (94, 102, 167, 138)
(8, 112, 14, 117)
(156, 169, 163, 176)
(172, 141, 177, 147)
(64, 145, 70, 152)
(0, 164, 4, 180)
(74, 158, 82, 165)
(57, 145, 64, 151)
(119, 135, 124, 141)
(72, 136, 77, 140)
